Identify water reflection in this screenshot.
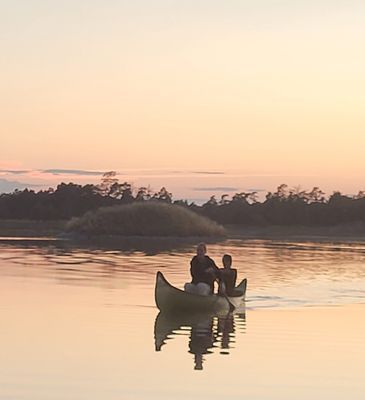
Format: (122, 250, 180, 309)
(1, 238, 364, 308)
(154, 310, 246, 370)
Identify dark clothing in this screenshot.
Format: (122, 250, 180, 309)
(190, 255, 220, 292)
(218, 268, 237, 296)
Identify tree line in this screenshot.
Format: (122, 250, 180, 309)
(1, 172, 365, 226)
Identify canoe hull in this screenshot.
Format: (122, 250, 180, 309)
(155, 271, 247, 314)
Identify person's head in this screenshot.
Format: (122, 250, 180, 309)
(196, 242, 207, 258)
(222, 254, 232, 268)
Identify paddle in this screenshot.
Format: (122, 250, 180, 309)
(217, 279, 235, 312)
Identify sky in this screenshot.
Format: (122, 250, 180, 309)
(1, 1, 365, 199)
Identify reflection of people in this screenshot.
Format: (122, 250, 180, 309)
(154, 311, 245, 371)
(186, 243, 220, 295)
(217, 313, 235, 350)
(218, 254, 238, 296)
(188, 317, 215, 370)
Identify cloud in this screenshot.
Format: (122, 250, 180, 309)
(193, 187, 239, 192)
(0, 169, 30, 175)
(193, 187, 267, 193)
(191, 171, 225, 175)
(0, 168, 228, 179)
(42, 169, 105, 176)
(0, 178, 34, 193)
(246, 188, 266, 192)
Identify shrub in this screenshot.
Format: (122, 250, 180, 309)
(66, 202, 225, 237)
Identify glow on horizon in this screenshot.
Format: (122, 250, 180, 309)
(2, 1, 365, 186)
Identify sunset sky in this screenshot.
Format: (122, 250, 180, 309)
(1, 1, 365, 199)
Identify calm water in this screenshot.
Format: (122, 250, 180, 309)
(1, 239, 364, 399)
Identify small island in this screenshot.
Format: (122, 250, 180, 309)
(67, 202, 225, 237)
(0, 173, 365, 244)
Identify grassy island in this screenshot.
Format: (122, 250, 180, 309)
(66, 202, 225, 237)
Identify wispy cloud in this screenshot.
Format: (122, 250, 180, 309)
(42, 169, 105, 176)
(0, 178, 35, 193)
(0, 169, 31, 175)
(246, 188, 266, 192)
(193, 186, 267, 193)
(193, 187, 239, 192)
(192, 171, 225, 175)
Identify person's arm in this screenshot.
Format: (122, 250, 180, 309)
(190, 256, 203, 282)
(190, 257, 196, 280)
(232, 269, 237, 287)
(207, 257, 220, 279)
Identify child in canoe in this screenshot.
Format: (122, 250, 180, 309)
(218, 254, 238, 296)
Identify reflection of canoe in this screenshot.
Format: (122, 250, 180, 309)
(154, 310, 246, 371)
(155, 271, 247, 314)
(154, 311, 215, 351)
(154, 310, 246, 351)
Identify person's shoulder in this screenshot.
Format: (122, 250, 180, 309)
(221, 268, 236, 275)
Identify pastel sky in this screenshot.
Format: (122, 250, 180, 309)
(1, 1, 365, 198)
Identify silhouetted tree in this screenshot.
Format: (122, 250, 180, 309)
(219, 194, 230, 205)
(307, 187, 326, 203)
(135, 186, 153, 202)
(203, 196, 218, 206)
(97, 171, 119, 196)
(153, 187, 172, 203)
(232, 192, 258, 204)
(1, 181, 365, 227)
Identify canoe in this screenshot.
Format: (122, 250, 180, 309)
(155, 271, 247, 314)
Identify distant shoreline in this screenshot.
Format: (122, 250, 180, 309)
(225, 224, 365, 242)
(0, 219, 364, 245)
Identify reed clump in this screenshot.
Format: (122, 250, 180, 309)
(66, 202, 225, 237)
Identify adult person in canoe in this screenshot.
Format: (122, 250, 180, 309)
(184, 242, 220, 295)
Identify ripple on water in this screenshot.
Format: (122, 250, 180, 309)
(0, 238, 364, 308)
(0, 239, 365, 398)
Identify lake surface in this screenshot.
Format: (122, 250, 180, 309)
(1, 239, 364, 399)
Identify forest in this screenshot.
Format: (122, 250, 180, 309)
(1, 172, 365, 226)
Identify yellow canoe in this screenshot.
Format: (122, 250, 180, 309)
(155, 271, 247, 314)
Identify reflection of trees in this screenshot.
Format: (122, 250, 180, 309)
(154, 311, 246, 371)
